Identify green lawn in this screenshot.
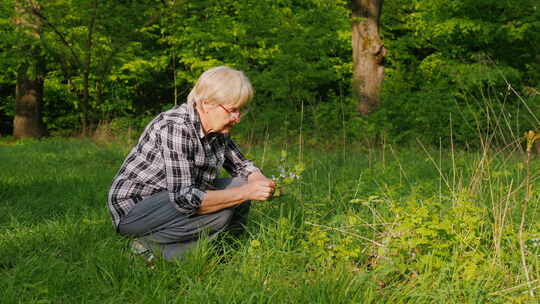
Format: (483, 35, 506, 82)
(1, 137, 539, 303)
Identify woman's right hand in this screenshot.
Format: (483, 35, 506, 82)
(242, 179, 275, 201)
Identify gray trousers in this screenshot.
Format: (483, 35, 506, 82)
(118, 177, 250, 260)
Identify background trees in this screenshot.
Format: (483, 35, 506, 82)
(0, 0, 538, 145)
(1, 0, 166, 136)
(5, 1, 47, 138)
(378, 0, 540, 144)
(351, 0, 386, 115)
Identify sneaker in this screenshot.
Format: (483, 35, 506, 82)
(130, 239, 156, 268)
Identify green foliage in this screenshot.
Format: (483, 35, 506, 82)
(0, 0, 539, 144)
(161, 0, 350, 102)
(376, 191, 487, 277)
(300, 219, 363, 268)
(0, 0, 168, 131)
(3, 138, 540, 302)
(269, 150, 305, 197)
(373, 0, 540, 145)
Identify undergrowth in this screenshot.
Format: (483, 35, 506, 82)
(1, 132, 539, 303)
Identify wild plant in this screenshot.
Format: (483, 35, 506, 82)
(519, 130, 540, 297)
(374, 191, 487, 279)
(270, 150, 305, 198)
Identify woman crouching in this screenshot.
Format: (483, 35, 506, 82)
(107, 66, 275, 261)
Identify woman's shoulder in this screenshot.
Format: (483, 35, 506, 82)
(148, 104, 190, 128)
(162, 103, 190, 120)
(152, 103, 202, 137)
(134, 103, 203, 144)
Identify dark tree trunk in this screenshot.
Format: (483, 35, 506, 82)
(13, 65, 47, 139)
(12, 1, 47, 139)
(80, 0, 98, 135)
(351, 0, 386, 115)
(81, 72, 90, 134)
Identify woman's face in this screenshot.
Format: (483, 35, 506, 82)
(200, 102, 241, 134)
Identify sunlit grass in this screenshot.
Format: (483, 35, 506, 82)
(1, 137, 539, 303)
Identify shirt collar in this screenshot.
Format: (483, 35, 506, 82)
(186, 103, 224, 143)
(185, 103, 207, 139)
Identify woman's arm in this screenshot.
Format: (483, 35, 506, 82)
(161, 122, 206, 215)
(222, 137, 259, 178)
(196, 178, 274, 214)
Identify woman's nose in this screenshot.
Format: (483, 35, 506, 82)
(231, 112, 241, 123)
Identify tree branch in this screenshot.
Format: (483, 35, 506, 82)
(23, 5, 82, 68)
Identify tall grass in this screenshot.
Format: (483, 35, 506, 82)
(1, 87, 540, 302)
(1, 134, 538, 303)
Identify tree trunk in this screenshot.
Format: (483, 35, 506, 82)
(80, 0, 98, 135)
(13, 65, 47, 139)
(81, 71, 90, 134)
(12, 1, 48, 139)
(351, 0, 386, 115)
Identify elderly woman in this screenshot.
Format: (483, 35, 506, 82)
(107, 66, 275, 261)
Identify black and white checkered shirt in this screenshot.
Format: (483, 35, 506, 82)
(107, 103, 259, 228)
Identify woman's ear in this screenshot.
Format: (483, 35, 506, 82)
(200, 100, 209, 113)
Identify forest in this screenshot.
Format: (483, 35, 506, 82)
(1, 0, 540, 303)
(1, 0, 538, 145)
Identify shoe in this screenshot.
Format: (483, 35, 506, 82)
(130, 239, 156, 268)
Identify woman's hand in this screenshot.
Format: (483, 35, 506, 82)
(243, 173, 275, 201)
(242, 180, 275, 201)
(248, 171, 275, 185)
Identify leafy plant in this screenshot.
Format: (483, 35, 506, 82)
(270, 150, 305, 198)
(376, 191, 488, 277)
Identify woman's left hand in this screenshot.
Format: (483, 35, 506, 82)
(248, 171, 275, 189)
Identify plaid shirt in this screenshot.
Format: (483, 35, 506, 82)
(107, 103, 259, 228)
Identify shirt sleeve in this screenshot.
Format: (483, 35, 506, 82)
(159, 122, 206, 215)
(223, 136, 260, 178)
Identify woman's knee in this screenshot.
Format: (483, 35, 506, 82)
(118, 221, 144, 237)
(210, 209, 235, 231)
(117, 192, 180, 237)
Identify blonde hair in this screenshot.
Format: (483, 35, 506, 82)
(187, 66, 254, 108)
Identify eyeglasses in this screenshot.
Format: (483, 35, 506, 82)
(217, 104, 250, 119)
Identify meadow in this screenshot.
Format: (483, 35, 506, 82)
(1, 135, 539, 303)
